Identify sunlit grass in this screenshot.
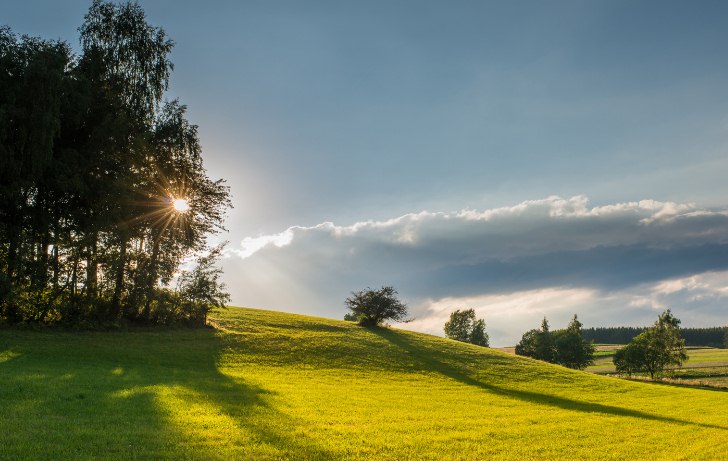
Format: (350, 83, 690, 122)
(1, 307, 727, 460)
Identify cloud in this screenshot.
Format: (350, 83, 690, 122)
(221, 196, 728, 344)
(231, 229, 294, 259)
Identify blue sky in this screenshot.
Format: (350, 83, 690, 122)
(5, 1, 728, 344)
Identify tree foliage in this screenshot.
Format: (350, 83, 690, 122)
(343, 312, 360, 322)
(443, 308, 489, 347)
(515, 318, 556, 363)
(553, 315, 595, 370)
(0, 2, 230, 327)
(345, 286, 408, 327)
(175, 244, 230, 326)
(516, 316, 594, 369)
(613, 310, 688, 379)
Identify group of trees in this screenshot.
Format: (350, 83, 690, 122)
(613, 310, 688, 379)
(444, 308, 489, 347)
(341, 288, 700, 382)
(0, 1, 230, 326)
(515, 316, 595, 370)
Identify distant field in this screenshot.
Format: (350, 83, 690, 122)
(587, 345, 728, 384)
(2, 307, 728, 460)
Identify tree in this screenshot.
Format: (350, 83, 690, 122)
(343, 312, 359, 322)
(444, 309, 489, 347)
(724, 328, 728, 349)
(612, 310, 688, 379)
(614, 339, 646, 377)
(516, 316, 594, 368)
(553, 315, 595, 370)
(345, 286, 408, 327)
(175, 244, 230, 326)
(0, 2, 230, 327)
(515, 317, 556, 362)
(469, 319, 489, 347)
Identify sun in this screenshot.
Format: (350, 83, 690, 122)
(172, 198, 190, 213)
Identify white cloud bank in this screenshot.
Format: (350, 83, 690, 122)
(405, 270, 728, 346)
(221, 196, 728, 345)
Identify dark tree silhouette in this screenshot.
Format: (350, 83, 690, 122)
(345, 286, 409, 327)
(0, 2, 231, 326)
(516, 316, 594, 369)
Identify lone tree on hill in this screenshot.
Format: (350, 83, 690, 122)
(345, 286, 409, 327)
(613, 309, 687, 379)
(444, 308, 489, 347)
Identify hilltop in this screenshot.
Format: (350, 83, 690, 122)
(1, 306, 727, 460)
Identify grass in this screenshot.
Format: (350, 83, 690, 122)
(1, 306, 728, 460)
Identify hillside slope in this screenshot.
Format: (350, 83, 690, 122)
(1, 306, 727, 460)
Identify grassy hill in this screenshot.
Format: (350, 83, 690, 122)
(1, 307, 727, 460)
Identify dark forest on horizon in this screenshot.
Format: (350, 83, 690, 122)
(582, 326, 727, 348)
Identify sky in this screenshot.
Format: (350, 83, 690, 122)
(5, 0, 728, 345)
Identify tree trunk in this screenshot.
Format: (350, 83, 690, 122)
(111, 235, 128, 318)
(142, 233, 161, 320)
(86, 233, 98, 298)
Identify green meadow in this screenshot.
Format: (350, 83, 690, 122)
(588, 345, 728, 387)
(2, 307, 728, 460)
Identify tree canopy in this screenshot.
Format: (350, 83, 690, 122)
(613, 310, 688, 379)
(345, 286, 409, 327)
(553, 315, 595, 370)
(443, 308, 489, 347)
(0, 1, 231, 327)
(516, 316, 595, 370)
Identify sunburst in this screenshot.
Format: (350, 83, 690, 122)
(172, 198, 190, 213)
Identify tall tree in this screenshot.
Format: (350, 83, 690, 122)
(78, 0, 173, 315)
(0, 2, 231, 326)
(0, 28, 70, 319)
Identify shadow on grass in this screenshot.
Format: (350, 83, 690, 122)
(0, 328, 334, 460)
(372, 327, 728, 432)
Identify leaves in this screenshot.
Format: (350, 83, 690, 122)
(516, 315, 594, 369)
(345, 286, 408, 327)
(613, 310, 688, 379)
(0, 3, 231, 326)
(443, 309, 489, 347)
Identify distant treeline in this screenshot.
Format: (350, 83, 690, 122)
(582, 326, 728, 348)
